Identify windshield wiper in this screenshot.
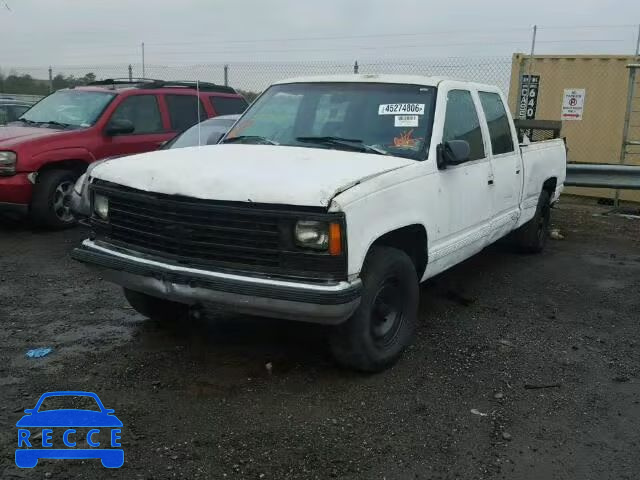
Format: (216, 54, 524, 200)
(18, 119, 72, 128)
(221, 135, 278, 145)
(296, 136, 387, 155)
(41, 120, 73, 128)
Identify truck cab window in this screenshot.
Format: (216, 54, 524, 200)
(478, 92, 515, 155)
(442, 90, 485, 161)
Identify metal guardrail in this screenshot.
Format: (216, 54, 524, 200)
(566, 163, 640, 190)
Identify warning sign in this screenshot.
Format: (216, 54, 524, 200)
(562, 89, 586, 121)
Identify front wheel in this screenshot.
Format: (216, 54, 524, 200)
(30, 169, 80, 229)
(328, 246, 419, 372)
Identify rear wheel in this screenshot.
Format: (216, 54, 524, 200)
(124, 288, 189, 323)
(328, 246, 419, 372)
(514, 190, 551, 253)
(30, 169, 80, 229)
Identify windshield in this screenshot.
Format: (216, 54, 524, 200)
(224, 82, 436, 160)
(168, 118, 237, 149)
(20, 90, 115, 127)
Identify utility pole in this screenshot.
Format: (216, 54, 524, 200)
(141, 42, 146, 78)
(48, 66, 53, 93)
(128, 64, 133, 82)
(224, 64, 229, 86)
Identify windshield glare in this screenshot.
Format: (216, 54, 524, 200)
(170, 118, 237, 149)
(20, 90, 115, 127)
(226, 82, 436, 159)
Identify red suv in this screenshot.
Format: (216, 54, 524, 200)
(0, 79, 247, 228)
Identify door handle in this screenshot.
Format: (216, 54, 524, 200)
(516, 169, 521, 174)
(488, 179, 494, 185)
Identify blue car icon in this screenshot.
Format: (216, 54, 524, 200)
(15, 391, 123, 468)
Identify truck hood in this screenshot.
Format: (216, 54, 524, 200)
(0, 124, 71, 148)
(91, 144, 414, 207)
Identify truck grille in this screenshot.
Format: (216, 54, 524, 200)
(91, 182, 347, 282)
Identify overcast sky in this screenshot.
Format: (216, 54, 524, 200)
(1, 0, 639, 70)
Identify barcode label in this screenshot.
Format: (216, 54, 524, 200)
(394, 115, 419, 127)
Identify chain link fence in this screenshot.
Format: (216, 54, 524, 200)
(2, 57, 513, 95)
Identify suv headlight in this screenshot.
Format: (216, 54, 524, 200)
(0, 151, 17, 176)
(294, 220, 342, 255)
(93, 193, 109, 220)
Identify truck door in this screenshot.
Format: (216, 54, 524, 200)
(431, 88, 495, 273)
(478, 91, 523, 241)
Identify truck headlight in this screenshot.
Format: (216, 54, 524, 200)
(0, 151, 17, 176)
(93, 193, 109, 220)
(295, 220, 342, 255)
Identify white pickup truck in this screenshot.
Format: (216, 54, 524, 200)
(72, 75, 566, 372)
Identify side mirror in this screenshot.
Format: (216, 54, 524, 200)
(23, 409, 34, 414)
(437, 140, 471, 169)
(105, 118, 135, 136)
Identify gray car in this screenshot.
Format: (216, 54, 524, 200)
(0, 100, 31, 125)
(70, 114, 240, 220)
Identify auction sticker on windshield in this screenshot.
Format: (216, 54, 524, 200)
(378, 103, 425, 115)
(394, 115, 419, 127)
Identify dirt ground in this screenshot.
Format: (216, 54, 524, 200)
(1, 200, 639, 480)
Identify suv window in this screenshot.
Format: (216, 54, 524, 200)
(442, 90, 485, 161)
(478, 92, 514, 155)
(210, 96, 248, 115)
(110, 95, 163, 134)
(166, 94, 207, 131)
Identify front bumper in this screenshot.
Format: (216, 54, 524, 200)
(0, 173, 32, 215)
(72, 240, 362, 325)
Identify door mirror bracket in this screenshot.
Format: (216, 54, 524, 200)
(437, 140, 471, 169)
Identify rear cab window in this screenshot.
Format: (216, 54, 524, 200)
(209, 96, 248, 116)
(166, 94, 208, 131)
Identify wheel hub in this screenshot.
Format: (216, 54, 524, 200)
(371, 279, 404, 347)
(53, 180, 75, 223)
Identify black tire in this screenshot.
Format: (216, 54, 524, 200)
(329, 246, 419, 372)
(124, 288, 189, 323)
(30, 169, 80, 229)
(514, 190, 551, 254)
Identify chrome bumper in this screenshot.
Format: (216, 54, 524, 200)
(72, 240, 361, 325)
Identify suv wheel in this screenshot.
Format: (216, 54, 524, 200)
(30, 169, 80, 229)
(328, 246, 419, 372)
(124, 288, 189, 323)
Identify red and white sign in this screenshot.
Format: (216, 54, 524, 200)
(561, 89, 586, 121)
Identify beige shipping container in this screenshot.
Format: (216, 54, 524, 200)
(507, 54, 640, 203)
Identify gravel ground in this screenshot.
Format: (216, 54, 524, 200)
(0, 200, 639, 480)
